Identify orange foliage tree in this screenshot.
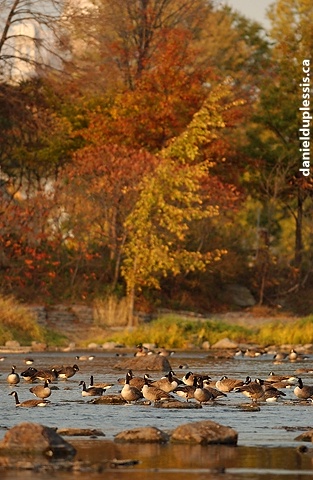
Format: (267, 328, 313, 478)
(59, 144, 159, 295)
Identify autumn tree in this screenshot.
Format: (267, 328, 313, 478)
(0, 0, 73, 82)
(87, 27, 210, 152)
(57, 144, 159, 296)
(86, 0, 210, 90)
(245, 0, 313, 297)
(122, 83, 244, 324)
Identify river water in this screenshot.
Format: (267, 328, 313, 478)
(1, 348, 313, 479)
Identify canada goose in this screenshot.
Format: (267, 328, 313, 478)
(194, 377, 214, 404)
(203, 380, 227, 399)
(273, 352, 287, 362)
(233, 377, 264, 403)
(29, 379, 52, 400)
(215, 375, 244, 393)
(158, 347, 174, 357)
(178, 364, 189, 370)
(75, 355, 95, 361)
(9, 391, 50, 407)
(57, 364, 79, 379)
(258, 380, 286, 402)
(182, 371, 211, 387)
(174, 383, 196, 402)
(24, 358, 34, 365)
(79, 380, 104, 397)
(150, 371, 179, 392)
(7, 366, 20, 385)
(294, 378, 313, 400)
(135, 344, 154, 357)
(265, 371, 297, 385)
(244, 348, 264, 358)
(117, 370, 151, 389)
(88, 375, 114, 390)
(296, 367, 313, 374)
(234, 349, 245, 357)
(119, 370, 152, 389)
(182, 372, 196, 386)
(289, 349, 302, 361)
(21, 367, 38, 381)
(121, 372, 143, 403)
(142, 377, 173, 403)
(34, 368, 59, 382)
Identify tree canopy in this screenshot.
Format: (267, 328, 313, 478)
(0, 0, 311, 319)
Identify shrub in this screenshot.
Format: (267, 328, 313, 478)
(0, 295, 45, 345)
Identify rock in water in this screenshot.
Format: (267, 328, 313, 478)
(0, 422, 76, 458)
(170, 420, 238, 445)
(114, 354, 171, 371)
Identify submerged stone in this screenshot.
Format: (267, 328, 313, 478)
(90, 394, 127, 405)
(115, 426, 169, 444)
(170, 420, 238, 445)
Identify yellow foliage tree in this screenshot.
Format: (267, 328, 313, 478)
(122, 83, 244, 324)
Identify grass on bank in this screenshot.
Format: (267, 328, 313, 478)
(2, 293, 313, 348)
(0, 295, 68, 347)
(106, 314, 254, 349)
(105, 314, 313, 349)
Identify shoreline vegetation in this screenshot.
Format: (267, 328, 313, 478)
(0, 295, 312, 351)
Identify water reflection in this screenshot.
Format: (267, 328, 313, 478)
(1, 349, 313, 479)
(1, 442, 312, 480)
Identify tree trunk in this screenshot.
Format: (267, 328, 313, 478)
(294, 188, 303, 268)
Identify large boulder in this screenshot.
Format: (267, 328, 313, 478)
(170, 420, 238, 445)
(115, 426, 169, 444)
(114, 354, 171, 371)
(0, 423, 76, 458)
(211, 338, 238, 349)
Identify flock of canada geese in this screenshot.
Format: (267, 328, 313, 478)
(3, 345, 313, 408)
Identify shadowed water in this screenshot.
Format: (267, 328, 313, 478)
(1, 349, 313, 479)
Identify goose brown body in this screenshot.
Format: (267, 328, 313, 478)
(9, 391, 49, 407)
(215, 376, 244, 392)
(121, 372, 143, 403)
(57, 364, 79, 379)
(150, 371, 179, 392)
(29, 379, 52, 399)
(89, 375, 113, 390)
(79, 381, 104, 397)
(194, 377, 214, 404)
(294, 378, 313, 400)
(142, 378, 173, 402)
(234, 377, 264, 403)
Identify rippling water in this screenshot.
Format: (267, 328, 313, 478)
(1, 348, 313, 479)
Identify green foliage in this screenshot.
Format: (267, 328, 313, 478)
(41, 328, 69, 347)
